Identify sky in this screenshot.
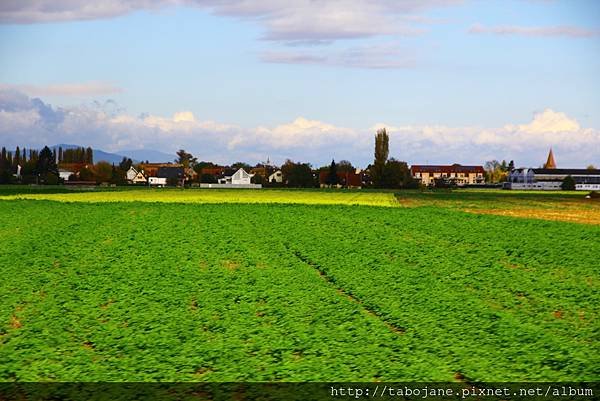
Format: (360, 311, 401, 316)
(1, 0, 599, 168)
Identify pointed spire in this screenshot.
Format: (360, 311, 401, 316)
(544, 148, 556, 169)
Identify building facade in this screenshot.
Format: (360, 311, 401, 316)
(411, 164, 485, 186)
(506, 168, 600, 191)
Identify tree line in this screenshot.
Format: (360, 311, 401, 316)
(1, 128, 434, 188)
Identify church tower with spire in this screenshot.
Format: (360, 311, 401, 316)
(544, 148, 556, 169)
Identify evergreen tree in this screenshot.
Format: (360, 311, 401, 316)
(326, 159, 338, 186)
(86, 147, 94, 164)
(14, 147, 21, 167)
(561, 175, 576, 191)
(372, 128, 389, 188)
(35, 146, 59, 184)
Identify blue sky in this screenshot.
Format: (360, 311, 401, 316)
(1, 0, 599, 167)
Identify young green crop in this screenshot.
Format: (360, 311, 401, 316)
(0, 199, 598, 381)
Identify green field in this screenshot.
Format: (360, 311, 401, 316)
(0, 188, 598, 381)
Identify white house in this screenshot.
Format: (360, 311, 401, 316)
(268, 170, 283, 183)
(218, 168, 253, 185)
(126, 167, 138, 181)
(59, 169, 74, 181)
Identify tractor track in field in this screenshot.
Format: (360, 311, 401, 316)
(291, 249, 406, 336)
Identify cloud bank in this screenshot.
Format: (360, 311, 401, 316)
(1, 89, 598, 167)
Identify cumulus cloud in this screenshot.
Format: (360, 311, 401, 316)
(0, 82, 122, 97)
(1, 89, 598, 167)
(468, 23, 600, 38)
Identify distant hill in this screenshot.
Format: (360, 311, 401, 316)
(50, 144, 174, 164)
(118, 149, 174, 163)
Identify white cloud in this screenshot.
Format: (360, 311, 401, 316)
(468, 23, 600, 38)
(0, 82, 122, 97)
(1, 89, 598, 167)
(0, 1, 458, 42)
(515, 109, 580, 133)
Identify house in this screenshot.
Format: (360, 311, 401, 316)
(268, 170, 283, 184)
(218, 168, 253, 185)
(319, 170, 363, 188)
(58, 168, 74, 181)
(157, 166, 185, 186)
(140, 163, 181, 178)
(506, 168, 600, 191)
(411, 164, 485, 186)
(202, 168, 262, 188)
(125, 167, 138, 181)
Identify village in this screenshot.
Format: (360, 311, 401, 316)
(0, 138, 599, 191)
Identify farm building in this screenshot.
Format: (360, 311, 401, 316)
(505, 168, 600, 191)
(411, 164, 485, 186)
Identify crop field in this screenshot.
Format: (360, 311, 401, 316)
(0, 188, 599, 382)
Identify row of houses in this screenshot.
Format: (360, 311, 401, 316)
(54, 148, 600, 191)
(92, 162, 488, 188)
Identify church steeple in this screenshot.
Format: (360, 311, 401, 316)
(544, 148, 556, 169)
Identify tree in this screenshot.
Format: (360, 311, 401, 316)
(337, 160, 355, 173)
(326, 159, 338, 186)
(85, 147, 94, 164)
(200, 173, 217, 184)
(79, 166, 95, 182)
(231, 162, 252, 171)
(251, 174, 265, 185)
(382, 158, 414, 189)
(94, 162, 113, 183)
(119, 157, 133, 172)
(35, 146, 59, 184)
(372, 128, 389, 188)
(484, 160, 508, 183)
(587, 165, 596, 170)
(508, 160, 515, 171)
(175, 149, 197, 168)
(281, 160, 314, 187)
(561, 175, 576, 191)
